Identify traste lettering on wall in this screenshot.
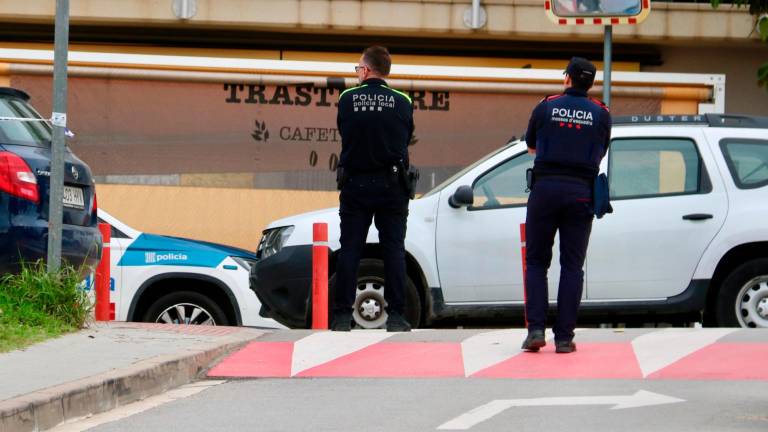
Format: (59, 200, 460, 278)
(224, 83, 450, 111)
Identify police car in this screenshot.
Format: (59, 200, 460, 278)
(252, 114, 768, 330)
(98, 209, 283, 328)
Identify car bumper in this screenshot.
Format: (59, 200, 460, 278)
(250, 245, 314, 329)
(0, 221, 102, 275)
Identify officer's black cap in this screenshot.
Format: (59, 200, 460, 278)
(565, 57, 597, 85)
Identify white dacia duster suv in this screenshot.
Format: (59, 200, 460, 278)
(251, 114, 768, 329)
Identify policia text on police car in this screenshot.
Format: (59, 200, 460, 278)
(521, 57, 612, 354)
(331, 46, 418, 332)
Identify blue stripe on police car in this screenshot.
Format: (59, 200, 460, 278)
(117, 233, 230, 268)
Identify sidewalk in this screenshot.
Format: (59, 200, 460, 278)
(0, 322, 266, 432)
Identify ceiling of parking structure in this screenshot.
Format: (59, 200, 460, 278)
(0, 42, 642, 73)
(0, 24, 663, 66)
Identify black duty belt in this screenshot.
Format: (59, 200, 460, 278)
(349, 166, 398, 178)
(536, 174, 592, 186)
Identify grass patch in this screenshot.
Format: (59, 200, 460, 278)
(0, 261, 92, 352)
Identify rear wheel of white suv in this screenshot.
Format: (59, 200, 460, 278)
(716, 258, 768, 328)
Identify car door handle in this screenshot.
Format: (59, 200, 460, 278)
(682, 213, 713, 221)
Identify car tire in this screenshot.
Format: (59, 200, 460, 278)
(328, 258, 421, 329)
(715, 258, 768, 328)
(143, 291, 230, 326)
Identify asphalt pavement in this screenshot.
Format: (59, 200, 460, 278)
(3, 326, 767, 432)
(76, 378, 768, 432)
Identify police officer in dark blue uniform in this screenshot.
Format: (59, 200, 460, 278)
(331, 46, 415, 332)
(521, 57, 611, 353)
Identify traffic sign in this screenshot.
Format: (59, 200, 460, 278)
(545, 0, 651, 25)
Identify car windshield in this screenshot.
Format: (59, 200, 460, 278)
(421, 140, 521, 198)
(0, 96, 52, 147)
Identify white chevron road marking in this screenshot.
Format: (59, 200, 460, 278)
(290, 331, 395, 376)
(460, 329, 527, 377)
(461, 329, 556, 376)
(437, 391, 685, 430)
(631, 328, 737, 377)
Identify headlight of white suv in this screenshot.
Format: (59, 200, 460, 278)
(257, 226, 295, 259)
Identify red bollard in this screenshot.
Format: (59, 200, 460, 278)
(311, 222, 329, 329)
(95, 223, 111, 321)
(519, 223, 528, 327)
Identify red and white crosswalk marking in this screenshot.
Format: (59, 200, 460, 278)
(648, 343, 768, 381)
(631, 328, 736, 377)
(473, 342, 642, 379)
(207, 329, 767, 381)
(298, 342, 464, 378)
(208, 342, 293, 377)
(460, 329, 528, 377)
(290, 331, 394, 376)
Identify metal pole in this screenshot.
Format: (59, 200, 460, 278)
(472, 0, 481, 29)
(603, 25, 612, 107)
(47, 0, 69, 272)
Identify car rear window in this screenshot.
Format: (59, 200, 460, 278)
(608, 137, 709, 200)
(0, 96, 52, 147)
(720, 139, 768, 189)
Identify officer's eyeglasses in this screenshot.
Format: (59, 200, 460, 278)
(355, 65, 367, 73)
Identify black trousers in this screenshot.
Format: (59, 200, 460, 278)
(524, 177, 594, 342)
(334, 172, 409, 315)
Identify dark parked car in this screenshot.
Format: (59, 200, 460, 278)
(0, 87, 100, 274)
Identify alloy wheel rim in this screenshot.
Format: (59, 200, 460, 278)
(155, 303, 216, 325)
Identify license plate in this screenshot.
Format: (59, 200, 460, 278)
(63, 186, 85, 209)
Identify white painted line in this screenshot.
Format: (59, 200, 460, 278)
(437, 399, 512, 431)
(460, 329, 528, 377)
(631, 328, 737, 377)
(437, 391, 685, 430)
(290, 331, 395, 376)
(49, 381, 226, 432)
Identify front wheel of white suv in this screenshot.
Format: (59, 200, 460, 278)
(328, 258, 421, 329)
(716, 258, 768, 328)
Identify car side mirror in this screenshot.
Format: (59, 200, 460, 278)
(449, 185, 474, 208)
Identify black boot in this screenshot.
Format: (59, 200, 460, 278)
(555, 340, 576, 353)
(386, 311, 411, 332)
(521, 329, 546, 352)
(331, 312, 352, 331)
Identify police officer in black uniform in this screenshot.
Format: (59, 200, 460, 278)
(521, 57, 611, 353)
(331, 46, 415, 332)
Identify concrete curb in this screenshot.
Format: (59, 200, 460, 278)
(0, 329, 262, 432)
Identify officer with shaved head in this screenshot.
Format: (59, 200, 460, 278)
(331, 46, 416, 332)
